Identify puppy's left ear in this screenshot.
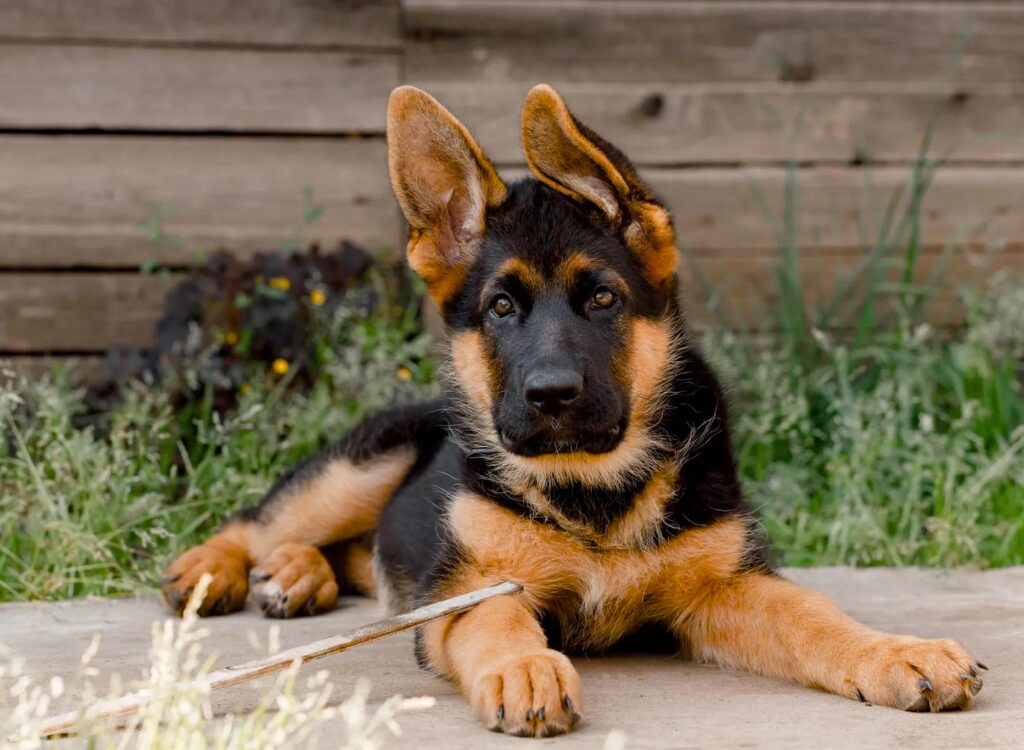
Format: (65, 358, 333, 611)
(522, 84, 677, 286)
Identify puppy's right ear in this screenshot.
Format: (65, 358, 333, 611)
(387, 86, 507, 307)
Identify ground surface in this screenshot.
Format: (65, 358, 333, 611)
(2, 567, 1022, 749)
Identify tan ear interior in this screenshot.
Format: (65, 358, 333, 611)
(521, 84, 631, 222)
(521, 84, 678, 286)
(387, 85, 506, 306)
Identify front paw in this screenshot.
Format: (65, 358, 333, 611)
(469, 650, 582, 737)
(846, 636, 985, 712)
(249, 543, 339, 618)
(162, 541, 249, 617)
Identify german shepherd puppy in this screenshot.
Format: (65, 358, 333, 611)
(163, 85, 985, 737)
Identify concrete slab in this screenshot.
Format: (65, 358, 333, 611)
(2, 567, 1022, 749)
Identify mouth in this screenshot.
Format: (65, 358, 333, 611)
(496, 417, 627, 457)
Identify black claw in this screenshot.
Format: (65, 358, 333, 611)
(959, 672, 972, 682)
(976, 662, 989, 671)
(562, 696, 573, 711)
(918, 678, 933, 693)
(969, 666, 978, 677)
(855, 688, 866, 703)
(908, 695, 931, 713)
(537, 707, 545, 721)
(160, 574, 181, 585)
(497, 705, 504, 722)
(303, 597, 316, 615)
(210, 596, 228, 616)
(526, 708, 534, 722)
(249, 571, 271, 584)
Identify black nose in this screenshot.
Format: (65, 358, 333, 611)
(524, 368, 583, 413)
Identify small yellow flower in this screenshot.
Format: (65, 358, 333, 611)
(396, 366, 413, 382)
(239, 382, 252, 395)
(268, 276, 291, 292)
(271, 358, 290, 376)
(224, 330, 238, 345)
(309, 289, 326, 306)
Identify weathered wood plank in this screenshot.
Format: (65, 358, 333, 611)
(0, 136, 398, 268)
(0, 45, 396, 132)
(495, 164, 1024, 256)
(4, 356, 107, 384)
(0, 274, 176, 352)
(0, 0, 399, 48)
(679, 247, 1024, 329)
(422, 82, 1024, 165)
(3, 161, 1021, 267)
(405, 1, 1024, 83)
(3, 244, 1018, 355)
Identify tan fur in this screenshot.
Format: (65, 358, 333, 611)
(497, 418, 661, 489)
(553, 252, 626, 293)
(420, 571, 582, 737)
(507, 459, 678, 551)
(627, 318, 673, 420)
(522, 84, 678, 286)
(250, 542, 339, 618)
(438, 492, 749, 650)
(450, 330, 496, 417)
(337, 538, 377, 597)
(599, 460, 679, 548)
(521, 86, 629, 221)
(496, 257, 544, 291)
(417, 494, 748, 736)
(249, 449, 416, 561)
(163, 450, 412, 615)
(627, 202, 679, 285)
(162, 522, 253, 616)
(387, 86, 507, 308)
(671, 571, 982, 711)
(429, 492, 981, 716)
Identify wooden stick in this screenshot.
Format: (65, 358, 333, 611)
(34, 581, 522, 739)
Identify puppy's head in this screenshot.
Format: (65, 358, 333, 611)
(387, 85, 679, 465)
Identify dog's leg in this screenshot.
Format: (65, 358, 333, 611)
(419, 590, 582, 737)
(161, 401, 446, 617)
(673, 571, 984, 711)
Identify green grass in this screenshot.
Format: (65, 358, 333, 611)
(0, 297, 436, 601)
(706, 276, 1024, 567)
(1, 161, 1023, 602)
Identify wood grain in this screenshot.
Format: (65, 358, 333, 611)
(679, 246, 1023, 329)
(3, 156, 1021, 270)
(0, 45, 397, 132)
(3, 245, 1018, 354)
(0, 0, 399, 48)
(0, 136, 398, 268)
(419, 82, 1024, 165)
(502, 164, 1024, 255)
(0, 273, 176, 352)
(405, 1, 1024, 84)
(4, 355, 106, 383)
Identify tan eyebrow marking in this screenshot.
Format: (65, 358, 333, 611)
(556, 252, 626, 293)
(496, 257, 544, 289)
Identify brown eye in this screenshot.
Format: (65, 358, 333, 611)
(592, 288, 617, 309)
(490, 294, 515, 318)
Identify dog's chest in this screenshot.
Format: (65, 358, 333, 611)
(542, 547, 665, 650)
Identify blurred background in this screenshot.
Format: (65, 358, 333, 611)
(1, 1, 1023, 602)
(2, 0, 1022, 371)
